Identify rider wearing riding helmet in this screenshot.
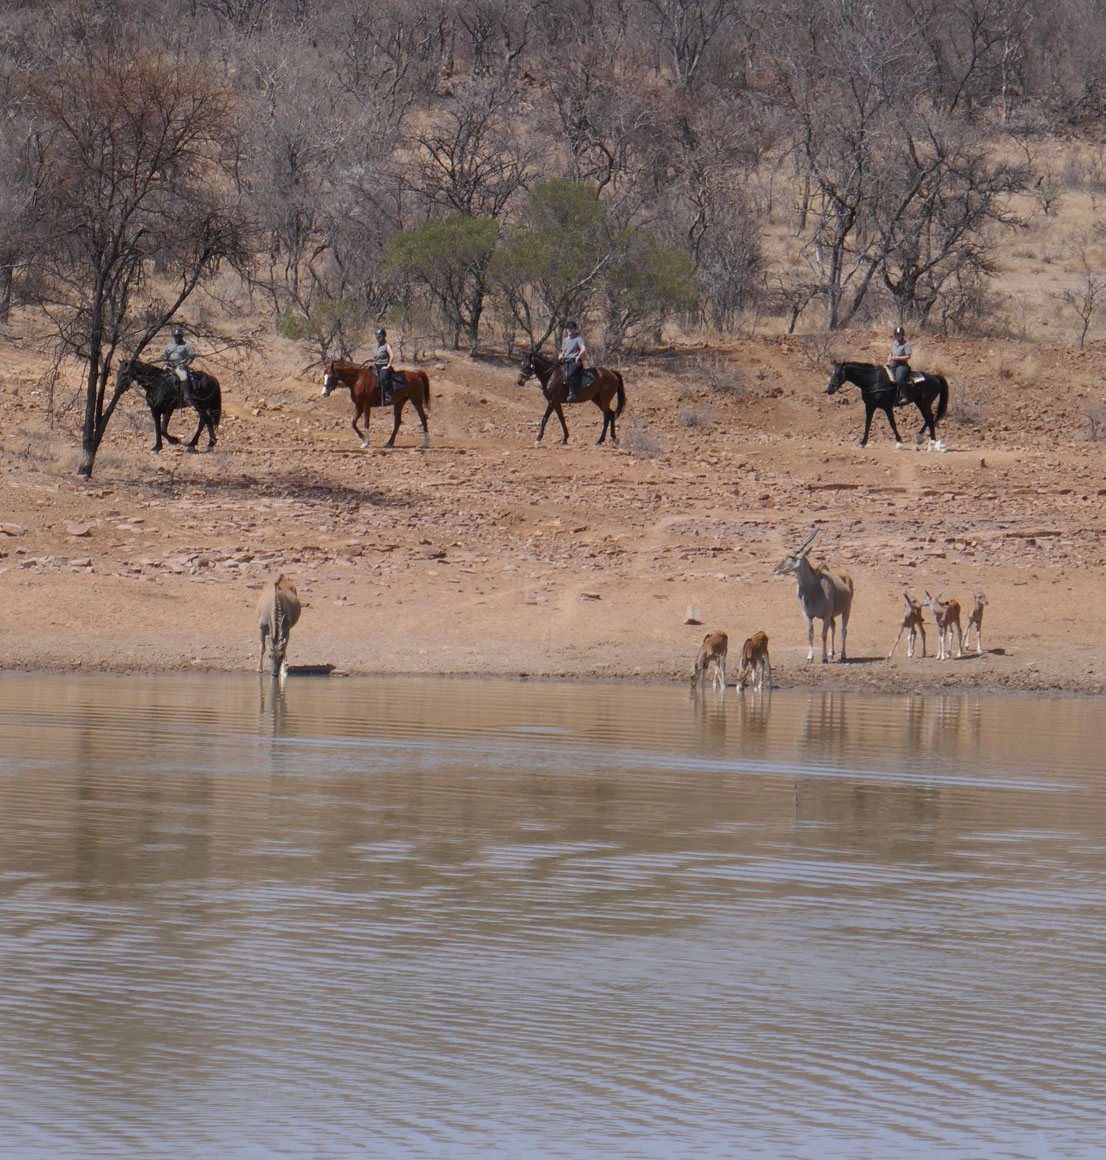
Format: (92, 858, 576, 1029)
(887, 325, 912, 404)
(163, 326, 196, 402)
(373, 327, 395, 404)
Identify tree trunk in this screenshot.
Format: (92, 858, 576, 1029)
(0, 266, 11, 324)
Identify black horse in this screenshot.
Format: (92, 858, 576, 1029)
(826, 361, 949, 450)
(116, 359, 222, 453)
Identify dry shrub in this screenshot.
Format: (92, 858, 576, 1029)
(1086, 405, 1106, 442)
(995, 354, 1041, 384)
(622, 415, 667, 459)
(678, 405, 714, 429)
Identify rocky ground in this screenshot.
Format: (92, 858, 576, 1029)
(2, 327, 1105, 697)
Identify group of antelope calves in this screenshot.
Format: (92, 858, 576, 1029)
(691, 629, 771, 693)
(888, 590, 987, 661)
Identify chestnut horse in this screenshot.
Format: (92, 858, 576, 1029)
(516, 351, 626, 446)
(321, 361, 430, 449)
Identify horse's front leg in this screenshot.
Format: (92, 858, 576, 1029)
(554, 403, 569, 444)
(352, 404, 369, 449)
(883, 403, 904, 448)
(858, 404, 875, 448)
(384, 400, 404, 449)
(150, 407, 164, 453)
(162, 407, 181, 446)
(536, 400, 556, 445)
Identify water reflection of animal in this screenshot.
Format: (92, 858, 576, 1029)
(736, 631, 771, 691)
(691, 631, 728, 690)
(257, 574, 302, 680)
(116, 359, 222, 453)
(825, 361, 949, 450)
(321, 361, 431, 449)
(516, 351, 626, 446)
(773, 529, 853, 663)
(888, 593, 927, 659)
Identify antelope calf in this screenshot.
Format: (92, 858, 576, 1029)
(774, 528, 854, 663)
(257, 574, 302, 680)
(924, 591, 963, 660)
(888, 593, 927, 659)
(736, 631, 771, 691)
(691, 631, 728, 690)
(965, 591, 988, 654)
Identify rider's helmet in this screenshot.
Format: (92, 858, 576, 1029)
(894, 326, 905, 337)
(566, 319, 578, 331)
(376, 328, 386, 340)
(173, 327, 184, 341)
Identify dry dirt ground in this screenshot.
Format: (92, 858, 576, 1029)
(2, 327, 1105, 697)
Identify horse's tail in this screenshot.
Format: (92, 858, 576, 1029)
(614, 371, 626, 417)
(934, 375, 948, 424)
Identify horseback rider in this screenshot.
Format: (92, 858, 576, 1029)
(887, 325, 912, 404)
(373, 327, 395, 405)
(163, 326, 196, 403)
(560, 319, 587, 403)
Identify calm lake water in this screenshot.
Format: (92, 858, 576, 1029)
(1, 673, 1104, 1159)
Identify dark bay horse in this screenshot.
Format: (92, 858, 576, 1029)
(826, 361, 949, 451)
(322, 362, 431, 449)
(116, 359, 221, 453)
(517, 352, 626, 446)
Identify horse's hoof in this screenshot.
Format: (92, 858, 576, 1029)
(360, 441, 369, 450)
(895, 441, 903, 450)
(187, 446, 197, 454)
(534, 439, 542, 447)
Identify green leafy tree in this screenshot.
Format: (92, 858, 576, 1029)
(490, 180, 616, 351)
(601, 229, 698, 353)
(385, 214, 499, 353)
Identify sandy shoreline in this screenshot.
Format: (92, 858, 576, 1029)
(3, 333, 1105, 700)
